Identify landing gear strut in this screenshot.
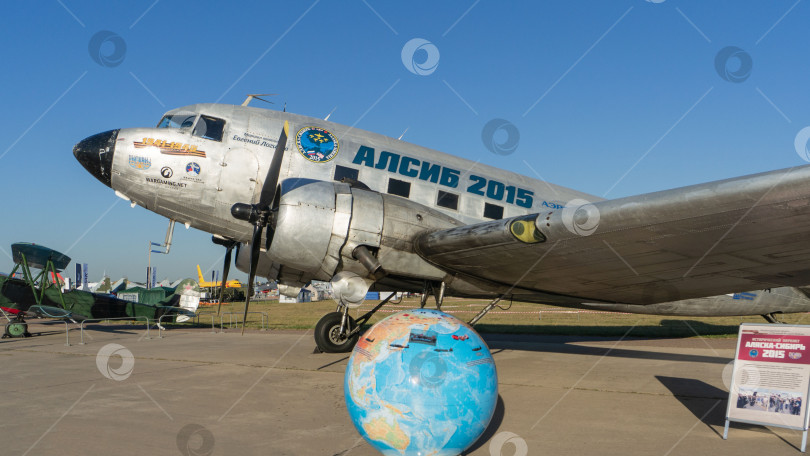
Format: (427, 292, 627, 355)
(469, 295, 515, 327)
(420, 281, 445, 309)
(762, 313, 784, 324)
(314, 293, 396, 353)
(314, 311, 358, 353)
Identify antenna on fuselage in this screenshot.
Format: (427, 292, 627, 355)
(241, 94, 277, 107)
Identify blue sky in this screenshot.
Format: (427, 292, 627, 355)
(1, 0, 808, 283)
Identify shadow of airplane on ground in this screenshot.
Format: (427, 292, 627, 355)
(483, 331, 733, 365)
(476, 319, 744, 338)
(656, 376, 800, 451)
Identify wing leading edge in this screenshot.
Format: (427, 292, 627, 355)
(415, 165, 810, 305)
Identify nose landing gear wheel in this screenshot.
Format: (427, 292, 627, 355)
(314, 312, 359, 353)
(4, 321, 30, 338)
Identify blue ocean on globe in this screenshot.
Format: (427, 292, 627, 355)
(344, 309, 498, 456)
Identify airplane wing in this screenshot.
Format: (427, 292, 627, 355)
(28, 305, 87, 321)
(415, 165, 810, 305)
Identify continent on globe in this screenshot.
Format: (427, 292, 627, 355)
(344, 309, 498, 456)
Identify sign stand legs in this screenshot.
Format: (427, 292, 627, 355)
(723, 419, 730, 440)
(802, 430, 807, 453)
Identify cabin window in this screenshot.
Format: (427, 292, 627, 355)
(387, 178, 411, 198)
(334, 165, 359, 182)
(157, 112, 196, 129)
(192, 115, 226, 142)
(436, 191, 459, 210)
(483, 203, 504, 220)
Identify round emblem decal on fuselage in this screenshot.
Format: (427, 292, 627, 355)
(295, 126, 339, 163)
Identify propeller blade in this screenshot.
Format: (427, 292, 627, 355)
(242, 224, 263, 335)
(232, 121, 288, 334)
(216, 245, 233, 316)
(257, 120, 289, 210)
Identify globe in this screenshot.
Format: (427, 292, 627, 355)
(344, 309, 498, 456)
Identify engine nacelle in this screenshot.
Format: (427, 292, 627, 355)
(265, 179, 464, 286)
(270, 180, 352, 280)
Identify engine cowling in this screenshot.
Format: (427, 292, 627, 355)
(270, 180, 355, 280)
(259, 179, 464, 287)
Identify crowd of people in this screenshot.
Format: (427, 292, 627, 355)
(768, 393, 802, 415)
(736, 390, 802, 416)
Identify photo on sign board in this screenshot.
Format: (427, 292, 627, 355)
(736, 388, 803, 416)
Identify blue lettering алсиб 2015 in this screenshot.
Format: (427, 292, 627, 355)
(351, 146, 533, 208)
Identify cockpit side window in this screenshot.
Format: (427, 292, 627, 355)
(157, 113, 197, 129)
(193, 115, 226, 142)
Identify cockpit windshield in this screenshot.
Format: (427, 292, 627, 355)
(157, 112, 197, 129)
(192, 115, 226, 142)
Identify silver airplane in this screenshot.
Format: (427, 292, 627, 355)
(73, 97, 810, 352)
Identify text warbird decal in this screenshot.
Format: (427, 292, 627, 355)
(296, 127, 339, 163)
(352, 146, 534, 208)
(133, 138, 206, 158)
(145, 177, 187, 188)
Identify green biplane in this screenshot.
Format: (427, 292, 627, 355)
(0, 243, 199, 338)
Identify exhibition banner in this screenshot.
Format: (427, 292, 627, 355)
(726, 323, 810, 438)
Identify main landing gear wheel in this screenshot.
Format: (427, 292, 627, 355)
(315, 312, 359, 353)
(4, 321, 30, 338)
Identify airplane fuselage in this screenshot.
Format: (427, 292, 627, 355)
(108, 104, 594, 237)
(75, 104, 595, 297)
(73, 103, 810, 319)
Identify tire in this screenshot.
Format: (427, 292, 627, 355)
(5, 322, 28, 338)
(314, 312, 359, 353)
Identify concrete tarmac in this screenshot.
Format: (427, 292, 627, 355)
(0, 321, 803, 455)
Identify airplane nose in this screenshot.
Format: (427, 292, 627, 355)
(73, 129, 119, 187)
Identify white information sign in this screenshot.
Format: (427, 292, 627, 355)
(725, 323, 810, 452)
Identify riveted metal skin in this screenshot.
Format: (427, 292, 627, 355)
(74, 102, 810, 318)
(256, 180, 471, 292)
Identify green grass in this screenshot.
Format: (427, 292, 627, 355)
(184, 297, 810, 338)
